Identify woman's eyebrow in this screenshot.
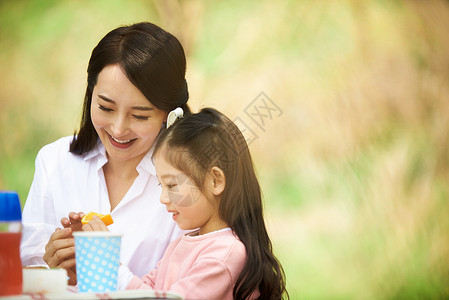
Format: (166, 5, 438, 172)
(98, 94, 154, 111)
(132, 105, 154, 111)
(98, 94, 115, 103)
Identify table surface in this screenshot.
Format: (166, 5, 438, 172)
(0, 289, 183, 299)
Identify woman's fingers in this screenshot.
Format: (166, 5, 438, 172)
(61, 217, 71, 228)
(68, 211, 80, 222)
(66, 266, 77, 286)
(82, 216, 109, 232)
(61, 211, 86, 232)
(43, 228, 74, 268)
(57, 255, 76, 269)
(44, 242, 75, 267)
(61, 212, 81, 229)
(44, 228, 72, 254)
(52, 246, 76, 267)
(69, 211, 86, 222)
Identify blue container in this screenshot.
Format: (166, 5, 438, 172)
(73, 231, 122, 293)
(0, 191, 22, 222)
(0, 191, 23, 296)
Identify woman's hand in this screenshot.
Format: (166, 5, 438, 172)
(61, 211, 85, 232)
(82, 215, 110, 232)
(43, 213, 108, 286)
(42, 212, 85, 286)
(43, 227, 77, 285)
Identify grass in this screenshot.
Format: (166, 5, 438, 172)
(1, 0, 449, 299)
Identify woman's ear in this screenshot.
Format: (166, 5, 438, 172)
(210, 166, 225, 196)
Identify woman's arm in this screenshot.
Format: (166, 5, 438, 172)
(21, 147, 57, 267)
(21, 145, 79, 285)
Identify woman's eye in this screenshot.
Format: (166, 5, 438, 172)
(133, 115, 149, 120)
(99, 105, 112, 112)
(167, 184, 177, 189)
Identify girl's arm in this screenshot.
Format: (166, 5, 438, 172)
(127, 251, 245, 299)
(126, 255, 164, 290)
(126, 268, 158, 290)
(168, 258, 235, 299)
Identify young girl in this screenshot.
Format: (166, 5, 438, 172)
(84, 107, 288, 299)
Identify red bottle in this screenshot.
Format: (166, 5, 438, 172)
(0, 191, 23, 296)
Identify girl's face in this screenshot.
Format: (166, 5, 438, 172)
(91, 64, 168, 164)
(154, 152, 223, 235)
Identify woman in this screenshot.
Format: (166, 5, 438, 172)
(20, 22, 190, 285)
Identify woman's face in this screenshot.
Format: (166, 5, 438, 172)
(91, 64, 168, 164)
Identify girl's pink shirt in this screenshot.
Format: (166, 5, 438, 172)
(126, 228, 247, 299)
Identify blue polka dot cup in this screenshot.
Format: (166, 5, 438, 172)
(73, 231, 122, 293)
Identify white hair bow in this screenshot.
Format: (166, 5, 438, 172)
(167, 107, 184, 128)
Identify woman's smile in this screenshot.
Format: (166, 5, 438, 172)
(107, 132, 137, 149)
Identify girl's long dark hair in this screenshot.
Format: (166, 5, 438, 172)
(154, 108, 288, 299)
(70, 22, 190, 155)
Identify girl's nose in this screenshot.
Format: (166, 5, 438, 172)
(160, 190, 170, 205)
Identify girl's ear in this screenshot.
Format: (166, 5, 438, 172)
(210, 166, 225, 196)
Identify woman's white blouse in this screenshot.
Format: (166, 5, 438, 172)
(20, 136, 183, 277)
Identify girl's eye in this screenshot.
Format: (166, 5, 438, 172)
(167, 184, 177, 189)
(99, 105, 112, 112)
(133, 115, 149, 120)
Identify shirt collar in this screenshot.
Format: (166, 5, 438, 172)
(137, 144, 156, 176)
(82, 139, 156, 176)
(82, 139, 106, 161)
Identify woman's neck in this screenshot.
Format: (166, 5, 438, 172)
(104, 157, 139, 179)
(104, 152, 145, 179)
(103, 155, 143, 211)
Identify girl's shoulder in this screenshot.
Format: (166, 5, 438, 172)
(216, 230, 246, 260)
(183, 229, 247, 262)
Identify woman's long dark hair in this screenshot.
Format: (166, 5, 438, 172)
(154, 108, 288, 299)
(70, 22, 190, 155)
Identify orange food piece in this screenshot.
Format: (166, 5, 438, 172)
(81, 212, 113, 226)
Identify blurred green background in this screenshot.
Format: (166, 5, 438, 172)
(1, 0, 448, 298)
